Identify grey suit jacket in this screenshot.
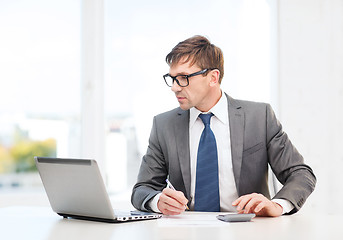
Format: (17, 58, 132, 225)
(131, 93, 316, 214)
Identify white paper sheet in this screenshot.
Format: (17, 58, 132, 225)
(157, 212, 228, 227)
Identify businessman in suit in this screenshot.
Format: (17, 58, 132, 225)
(131, 35, 316, 217)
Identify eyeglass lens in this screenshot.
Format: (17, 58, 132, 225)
(164, 75, 188, 87)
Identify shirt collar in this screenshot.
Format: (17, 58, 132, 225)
(189, 91, 228, 126)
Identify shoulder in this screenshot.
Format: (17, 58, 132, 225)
(225, 94, 278, 124)
(150, 107, 189, 136)
(155, 107, 187, 120)
(152, 107, 189, 128)
(225, 93, 272, 112)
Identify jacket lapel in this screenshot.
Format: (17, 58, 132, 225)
(172, 94, 244, 199)
(226, 94, 244, 195)
(174, 108, 191, 199)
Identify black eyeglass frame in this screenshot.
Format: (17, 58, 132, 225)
(163, 68, 214, 87)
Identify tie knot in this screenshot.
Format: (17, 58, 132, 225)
(199, 113, 214, 126)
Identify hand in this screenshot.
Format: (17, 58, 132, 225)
(157, 188, 188, 215)
(232, 193, 283, 217)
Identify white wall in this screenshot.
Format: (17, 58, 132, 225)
(278, 0, 343, 214)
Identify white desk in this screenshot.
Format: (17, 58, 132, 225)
(1, 206, 342, 240)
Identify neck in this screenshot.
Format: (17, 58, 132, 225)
(196, 88, 222, 112)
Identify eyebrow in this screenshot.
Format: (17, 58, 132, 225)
(169, 71, 190, 76)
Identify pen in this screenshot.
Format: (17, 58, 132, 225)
(165, 179, 189, 210)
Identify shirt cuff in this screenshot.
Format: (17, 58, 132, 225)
(272, 198, 294, 214)
(148, 193, 162, 213)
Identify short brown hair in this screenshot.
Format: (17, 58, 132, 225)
(165, 35, 224, 83)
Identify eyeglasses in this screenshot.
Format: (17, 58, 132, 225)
(163, 69, 211, 87)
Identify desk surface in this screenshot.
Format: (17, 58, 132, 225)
(1, 206, 342, 240)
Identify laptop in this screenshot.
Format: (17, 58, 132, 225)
(35, 157, 162, 223)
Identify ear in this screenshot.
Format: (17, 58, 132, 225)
(209, 69, 220, 86)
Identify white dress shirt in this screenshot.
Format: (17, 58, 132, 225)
(149, 92, 293, 214)
(189, 92, 238, 212)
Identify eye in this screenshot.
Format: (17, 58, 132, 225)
(177, 75, 187, 81)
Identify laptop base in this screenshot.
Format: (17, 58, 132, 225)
(58, 212, 161, 223)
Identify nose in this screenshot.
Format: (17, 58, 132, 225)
(171, 80, 181, 93)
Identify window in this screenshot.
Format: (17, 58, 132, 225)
(0, 0, 81, 189)
(0, 0, 274, 193)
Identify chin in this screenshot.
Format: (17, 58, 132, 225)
(179, 105, 191, 110)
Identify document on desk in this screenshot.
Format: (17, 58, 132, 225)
(157, 212, 227, 227)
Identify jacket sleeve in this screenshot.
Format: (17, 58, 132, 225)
(266, 104, 316, 214)
(131, 116, 168, 211)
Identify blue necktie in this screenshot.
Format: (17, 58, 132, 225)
(194, 113, 220, 212)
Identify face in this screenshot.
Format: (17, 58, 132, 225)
(169, 60, 219, 112)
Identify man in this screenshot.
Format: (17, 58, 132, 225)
(131, 35, 316, 217)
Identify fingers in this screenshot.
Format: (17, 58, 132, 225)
(232, 193, 283, 217)
(232, 194, 256, 212)
(157, 188, 188, 215)
(254, 200, 268, 213)
(163, 188, 188, 206)
(243, 194, 263, 213)
(232, 193, 262, 214)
